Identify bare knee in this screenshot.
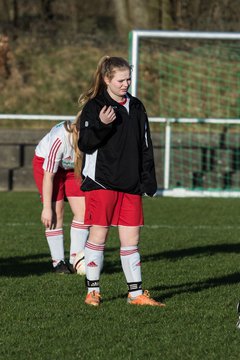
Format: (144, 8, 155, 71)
(88, 226, 109, 245)
(119, 226, 140, 247)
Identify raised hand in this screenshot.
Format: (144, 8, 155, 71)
(99, 105, 116, 124)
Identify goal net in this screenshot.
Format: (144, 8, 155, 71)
(129, 31, 240, 196)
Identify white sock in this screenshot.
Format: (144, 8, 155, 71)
(69, 221, 89, 264)
(45, 228, 64, 267)
(120, 246, 143, 297)
(85, 241, 105, 293)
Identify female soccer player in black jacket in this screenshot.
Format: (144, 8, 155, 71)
(78, 56, 165, 307)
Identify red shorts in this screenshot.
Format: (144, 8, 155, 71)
(84, 189, 144, 227)
(32, 155, 85, 202)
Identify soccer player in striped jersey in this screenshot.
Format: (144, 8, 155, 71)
(78, 56, 166, 307)
(32, 117, 88, 274)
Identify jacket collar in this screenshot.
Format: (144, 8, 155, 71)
(102, 88, 134, 106)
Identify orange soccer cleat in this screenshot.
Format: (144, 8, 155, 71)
(85, 291, 102, 307)
(127, 290, 166, 307)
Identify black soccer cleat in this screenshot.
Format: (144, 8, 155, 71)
(53, 260, 71, 274)
(66, 261, 77, 274)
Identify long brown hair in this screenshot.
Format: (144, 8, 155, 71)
(78, 56, 132, 108)
(64, 110, 82, 178)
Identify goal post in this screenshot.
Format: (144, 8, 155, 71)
(129, 30, 240, 197)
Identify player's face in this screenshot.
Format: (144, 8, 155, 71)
(104, 68, 131, 102)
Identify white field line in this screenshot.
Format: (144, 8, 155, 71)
(2, 222, 240, 230)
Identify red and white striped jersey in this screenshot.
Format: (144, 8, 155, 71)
(35, 121, 75, 173)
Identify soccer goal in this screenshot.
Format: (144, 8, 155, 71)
(129, 30, 240, 197)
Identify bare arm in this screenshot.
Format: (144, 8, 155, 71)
(41, 171, 55, 228)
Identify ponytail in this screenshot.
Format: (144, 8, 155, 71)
(64, 110, 83, 179)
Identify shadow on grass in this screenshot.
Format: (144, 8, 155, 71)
(103, 244, 240, 303)
(142, 242, 240, 263)
(0, 253, 52, 277)
(0, 247, 120, 277)
(106, 271, 240, 304)
(153, 271, 240, 302)
(103, 243, 240, 275)
(1, 243, 239, 281)
(0, 246, 122, 277)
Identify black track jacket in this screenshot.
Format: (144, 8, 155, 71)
(78, 90, 157, 196)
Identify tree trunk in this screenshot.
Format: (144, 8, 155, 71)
(41, 0, 54, 20)
(188, 0, 201, 29)
(12, 0, 19, 27)
(147, 0, 162, 29)
(130, 0, 150, 28)
(112, 0, 130, 39)
(0, 35, 11, 78)
(173, 0, 182, 29)
(162, 0, 174, 29)
(0, 0, 11, 22)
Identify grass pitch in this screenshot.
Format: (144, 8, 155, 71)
(0, 193, 239, 360)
